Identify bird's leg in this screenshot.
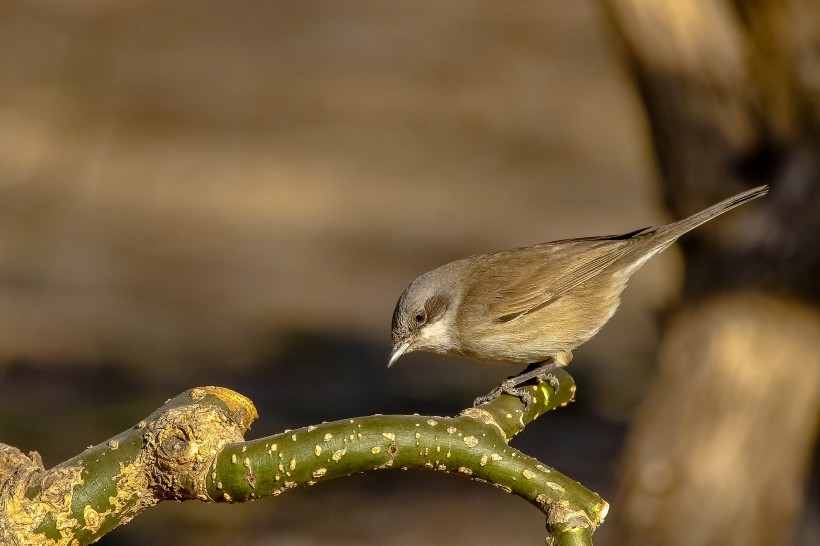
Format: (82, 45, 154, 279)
(473, 351, 572, 408)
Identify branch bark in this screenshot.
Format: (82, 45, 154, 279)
(0, 371, 608, 545)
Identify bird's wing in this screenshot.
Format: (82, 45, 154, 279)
(481, 228, 652, 323)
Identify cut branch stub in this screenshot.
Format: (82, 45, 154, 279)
(0, 386, 257, 545)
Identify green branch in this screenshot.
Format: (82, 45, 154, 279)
(0, 371, 607, 545)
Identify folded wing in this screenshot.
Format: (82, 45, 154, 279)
(475, 227, 653, 323)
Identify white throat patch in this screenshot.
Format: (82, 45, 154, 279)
(413, 312, 457, 355)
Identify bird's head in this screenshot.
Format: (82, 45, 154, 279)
(388, 272, 456, 367)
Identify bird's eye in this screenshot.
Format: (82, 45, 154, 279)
(414, 312, 426, 324)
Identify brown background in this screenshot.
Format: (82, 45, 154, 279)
(0, 1, 815, 544)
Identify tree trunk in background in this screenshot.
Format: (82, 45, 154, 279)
(597, 1, 820, 545)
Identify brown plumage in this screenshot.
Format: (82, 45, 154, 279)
(388, 186, 768, 404)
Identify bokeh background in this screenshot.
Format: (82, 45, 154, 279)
(0, 1, 815, 545)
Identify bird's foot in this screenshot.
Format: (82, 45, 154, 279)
(473, 382, 534, 409)
(472, 355, 569, 409)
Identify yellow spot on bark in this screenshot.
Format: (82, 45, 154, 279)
(371, 446, 382, 454)
(447, 427, 457, 434)
(427, 419, 439, 426)
(308, 425, 317, 432)
(313, 468, 327, 478)
(546, 482, 566, 493)
(522, 469, 536, 480)
(83, 505, 103, 533)
(190, 388, 206, 400)
(231, 454, 238, 464)
(223, 493, 233, 502)
(480, 455, 488, 466)
(463, 436, 479, 447)
(324, 433, 333, 441)
(314, 445, 322, 456)
(491, 453, 502, 461)
(108, 439, 119, 450)
(332, 449, 346, 461)
(289, 458, 296, 471)
(382, 432, 396, 441)
(458, 467, 472, 475)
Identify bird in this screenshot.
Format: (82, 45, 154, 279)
(388, 185, 769, 406)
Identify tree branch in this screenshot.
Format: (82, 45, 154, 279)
(0, 370, 607, 545)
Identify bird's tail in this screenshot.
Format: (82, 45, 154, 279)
(652, 185, 768, 246)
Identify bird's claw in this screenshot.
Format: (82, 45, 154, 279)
(473, 386, 502, 407)
(473, 370, 561, 409)
(473, 382, 534, 409)
(541, 372, 560, 392)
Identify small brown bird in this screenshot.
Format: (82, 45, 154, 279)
(389, 185, 768, 406)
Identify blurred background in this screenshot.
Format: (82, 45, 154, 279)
(0, 1, 816, 545)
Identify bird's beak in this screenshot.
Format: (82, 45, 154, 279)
(388, 339, 412, 368)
